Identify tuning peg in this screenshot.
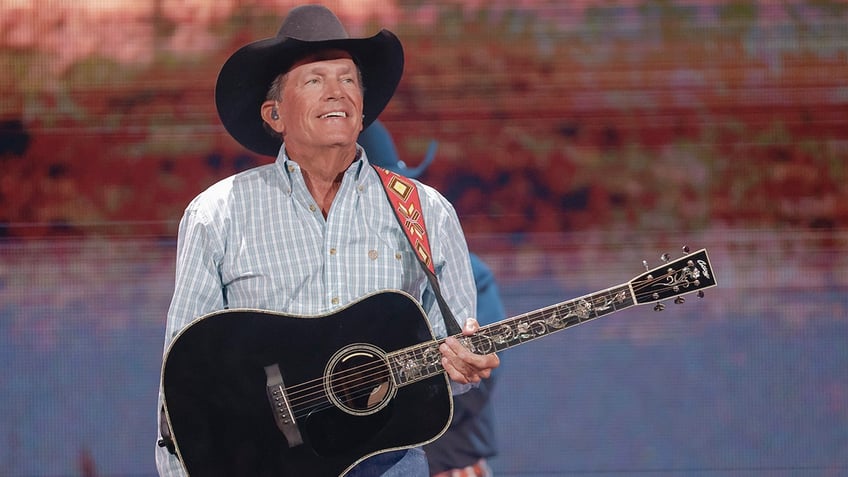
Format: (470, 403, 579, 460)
(674, 296, 685, 304)
(643, 260, 649, 271)
(682, 245, 690, 253)
(697, 291, 705, 298)
(661, 253, 671, 262)
(654, 303, 666, 312)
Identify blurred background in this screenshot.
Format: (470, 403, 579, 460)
(1, 0, 846, 476)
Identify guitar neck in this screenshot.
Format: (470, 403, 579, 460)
(388, 283, 635, 387)
(388, 247, 716, 388)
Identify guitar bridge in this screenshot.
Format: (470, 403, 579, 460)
(264, 363, 304, 447)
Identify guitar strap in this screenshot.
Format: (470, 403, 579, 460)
(372, 165, 463, 336)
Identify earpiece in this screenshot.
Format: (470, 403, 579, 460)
(271, 108, 279, 120)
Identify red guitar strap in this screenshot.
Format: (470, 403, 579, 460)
(372, 166, 435, 274)
(372, 165, 463, 336)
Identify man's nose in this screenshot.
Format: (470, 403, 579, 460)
(325, 79, 344, 99)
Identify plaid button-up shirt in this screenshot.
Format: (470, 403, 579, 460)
(156, 147, 475, 476)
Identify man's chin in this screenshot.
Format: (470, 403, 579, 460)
(322, 132, 359, 148)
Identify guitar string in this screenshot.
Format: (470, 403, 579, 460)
(283, 269, 697, 416)
(288, 288, 626, 418)
(286, 293, 681, 418)
(283, 273, 692, 416)
(285, 290, 599, 418)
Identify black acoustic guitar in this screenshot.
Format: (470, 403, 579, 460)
(161, 248, 716, 476)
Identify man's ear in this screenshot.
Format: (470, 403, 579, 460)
(261, 100, 284, 133)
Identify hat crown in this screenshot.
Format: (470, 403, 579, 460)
(277, 5, 350, 42)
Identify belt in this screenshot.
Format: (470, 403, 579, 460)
(432, 458, 491, 477)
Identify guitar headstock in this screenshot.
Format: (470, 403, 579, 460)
(630, 248, 716, 307)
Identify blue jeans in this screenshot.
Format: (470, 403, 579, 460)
(346, 448, 428, 477)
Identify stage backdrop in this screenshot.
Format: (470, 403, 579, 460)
(1, 1, 846, 476)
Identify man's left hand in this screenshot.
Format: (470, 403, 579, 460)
(440, 318, 500, 384)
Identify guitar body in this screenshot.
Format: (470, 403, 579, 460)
(162, 291, 452, 477)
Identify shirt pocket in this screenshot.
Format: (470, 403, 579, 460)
(354, 215, 424, 296)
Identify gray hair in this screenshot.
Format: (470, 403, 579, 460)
(262, 73, 287, 139)
(266, 73, 288, 103)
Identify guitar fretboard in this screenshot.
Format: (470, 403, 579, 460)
(389, 284, 634, 386)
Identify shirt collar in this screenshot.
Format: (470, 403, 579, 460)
(274, 143, 371, 190)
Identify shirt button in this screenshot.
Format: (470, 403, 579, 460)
(331, 297, 339, 305)
(329, 248, 337, 255)
(395, 252, 402, 260)
(287, 165, 296, 173)
(368, 250, 378, 260)
(309, 204, 317, 212)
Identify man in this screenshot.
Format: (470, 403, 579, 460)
(359, 121, 504, 477)
(156, 5, 499, 477)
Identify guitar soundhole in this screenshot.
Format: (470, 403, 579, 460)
(325, 344, 395, 416)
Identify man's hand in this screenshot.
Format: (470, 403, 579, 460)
(439, 317, 500, 384)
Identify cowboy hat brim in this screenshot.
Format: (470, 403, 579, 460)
(215, 30, 404, 157)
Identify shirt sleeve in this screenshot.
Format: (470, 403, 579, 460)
(416, 184, 478, 396)
(163, 204, 228, 347)
(418, 183, 477, 340)
(157, 199, 228, 477)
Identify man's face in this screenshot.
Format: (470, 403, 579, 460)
(277, 50, 364, 151)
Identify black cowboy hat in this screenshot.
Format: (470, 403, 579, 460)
(215, 5, 404, 157)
